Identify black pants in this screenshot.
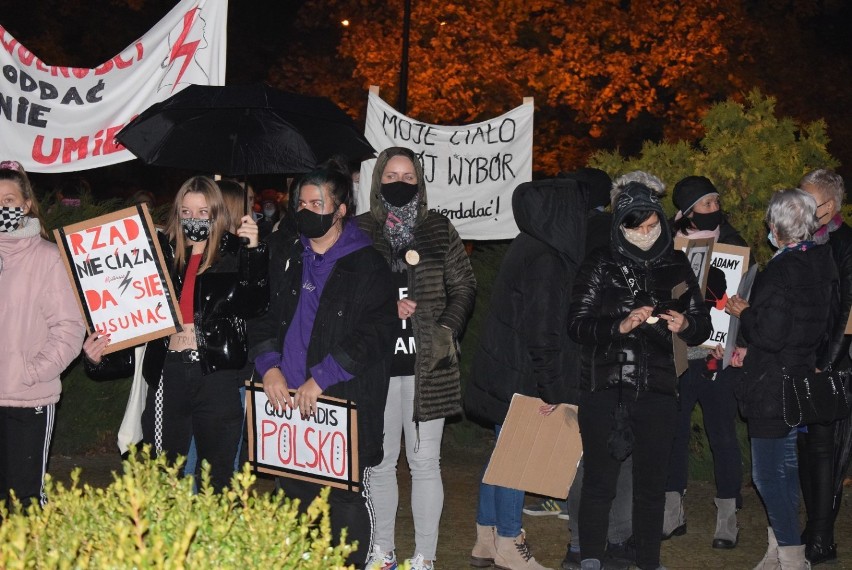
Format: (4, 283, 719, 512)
(277, 467, 375, 569)
(579, 389, 676, 570)
(798, 421, 842, 543)
(141, 353, 243, 492)
(667, 360, 743, 503)
(0, 404, 54, 509)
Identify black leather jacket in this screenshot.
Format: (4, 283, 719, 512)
(820, 222, 852, 370)
(87, 231, 269, 381)
(567, 247, 712, 395)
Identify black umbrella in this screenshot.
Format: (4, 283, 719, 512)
(115, 83, 374, 177)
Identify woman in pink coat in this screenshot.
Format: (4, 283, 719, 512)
(0, 160, 85, 509)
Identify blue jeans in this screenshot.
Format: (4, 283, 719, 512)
(477, 424, 525, 538)
(751, 428, 801, 546)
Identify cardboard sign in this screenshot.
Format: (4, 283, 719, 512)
(483, 395, 582, 499)
(702, 243, 750, 349)
(245, 382, 360, 492)
(674, 236, 714, 298)
(671, 282, 689, 377)
(54, 205, 182, 354)
(724, 263, 758, 369)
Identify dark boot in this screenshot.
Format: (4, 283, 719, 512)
(805, 535, 837, 566)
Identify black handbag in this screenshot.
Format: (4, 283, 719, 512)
(782, 367, 852, 427)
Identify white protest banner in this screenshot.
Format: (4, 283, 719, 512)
(358, 89, 532, 240)
(0, 0, 227, 173)
(245, 383, 360, 491)
(54, 205, 182, 354)
(702, 243, 750, 349)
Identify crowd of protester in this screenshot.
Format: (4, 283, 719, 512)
(0, 154, 850, 570)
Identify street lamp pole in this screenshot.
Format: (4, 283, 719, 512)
(397, 0, 411, 114)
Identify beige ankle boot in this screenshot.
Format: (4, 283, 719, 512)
(712, 497, 739, 549)
(753, 527, 780, 570)
(471, 524, 496, 568)
(777, 545, 811, 570)
(661, 491, 686, 540)
(495, 533, 553, 570)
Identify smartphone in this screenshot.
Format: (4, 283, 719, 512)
(652, 299, 683, 316)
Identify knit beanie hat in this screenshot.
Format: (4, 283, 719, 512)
(672, 176, 718, 214)
(560, 167, 612, 210)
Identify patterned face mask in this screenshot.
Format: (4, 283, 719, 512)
(621, 223, 662, 251)
(0, 206, 25, 232)
(181, 218, 212, 242)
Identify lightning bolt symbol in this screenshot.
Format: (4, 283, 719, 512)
(168, 8, 200, 93)
(118, 271, 133, 296)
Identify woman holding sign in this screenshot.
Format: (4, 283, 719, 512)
(84, 176, 267, 492)
(251, 160, 397, 570)
(0, 161, 86, 509)
(567, 182, 711, 570)
(357, 146, 476, 570)
(663, 176, 753, 549)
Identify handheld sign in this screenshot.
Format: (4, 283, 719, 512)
(53, 204, 182, 354)
(673, 236, 714, 298)
(245, 382, 360, 492)
(702, 243, 750, 350)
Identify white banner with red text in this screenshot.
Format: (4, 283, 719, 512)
(359, 91, 532, 240)
(0, 0, 227, 173)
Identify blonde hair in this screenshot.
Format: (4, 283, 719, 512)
(0, 160, 48, 239)
(166, 176, 228, 273)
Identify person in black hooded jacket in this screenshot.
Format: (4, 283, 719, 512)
(465, 178, 587, 570)
(567, 182, 712, 570)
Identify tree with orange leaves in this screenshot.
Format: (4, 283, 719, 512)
(273, 0, 756, 174)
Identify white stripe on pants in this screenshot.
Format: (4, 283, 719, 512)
(370, 375, 445, 560)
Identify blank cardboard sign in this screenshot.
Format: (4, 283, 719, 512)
(483, 395, 583, 500)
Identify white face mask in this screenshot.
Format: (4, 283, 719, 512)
(621, 223, 662, 251)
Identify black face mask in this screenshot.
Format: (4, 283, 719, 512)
(381, 181, 418, 207)
(297, 208, 336, 239)
(691, 210, 722, 231)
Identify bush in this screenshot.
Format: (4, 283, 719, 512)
(0, 449, 356, 569)
(590, 89, 839, 265)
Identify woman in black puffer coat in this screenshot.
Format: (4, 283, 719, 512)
(728, 188, 838, 570)
(567, 182, 712, 570)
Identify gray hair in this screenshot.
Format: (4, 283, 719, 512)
(800, 168, 845, 208)
(611, 170, 665, 207)
(766, 188, 820, 244)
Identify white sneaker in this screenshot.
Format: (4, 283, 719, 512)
(406, 553, 434, 570)
(365, 545, 398, 570)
